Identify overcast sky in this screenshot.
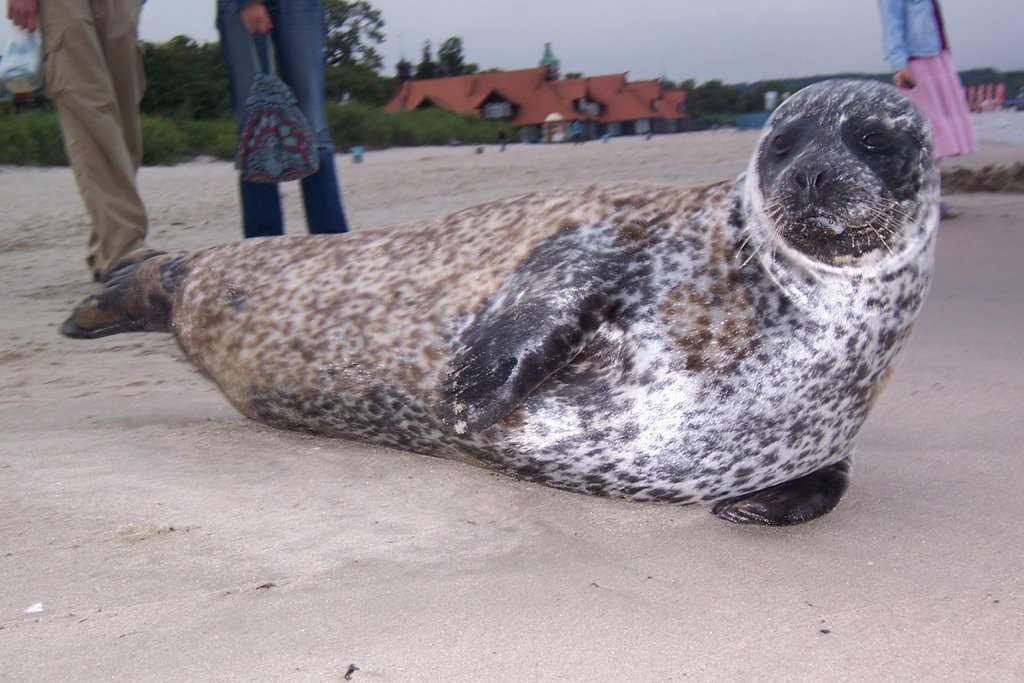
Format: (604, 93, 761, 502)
(12, 1, 1022, 84)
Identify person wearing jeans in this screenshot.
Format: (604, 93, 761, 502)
(217, 0, 349, 237)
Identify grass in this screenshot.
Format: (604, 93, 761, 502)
(0, 101, 509, 167)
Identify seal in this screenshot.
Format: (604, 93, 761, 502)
(61, 79, 939, 525)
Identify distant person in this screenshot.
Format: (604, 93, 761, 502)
(569, 119, 582, 144)
(7, 0, 149, 281)
(878, 0, 977, 163)
(498, 126, 508, 152)
(217, 0, 348, 237)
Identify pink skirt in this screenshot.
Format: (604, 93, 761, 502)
(906, 51, 977, 159)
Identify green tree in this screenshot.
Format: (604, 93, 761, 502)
(415, 41, 438, 80)
(437, 37, 477, 76)
(322, 0, 386, 71)
(734, 81, 785, 113)
(140, 36, 230, 120)
(395, 58, 414, 81)
(686, 80, 741, 117)
(324, 64, 397, 106)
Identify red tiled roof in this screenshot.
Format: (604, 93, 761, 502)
(658, 90, 688, 119)
(585, 74, 652, 123)
(386, 67, 688, 127)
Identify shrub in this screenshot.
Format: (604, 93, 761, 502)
(178, 118, 237, 161)
(327, 100, 507, 151)
(0, 102, 511, 166)
(140, 115, 188, 165)
(0, 109, 67, 165)
(327, 99, 394, 151)
(0, 110, 238, 166)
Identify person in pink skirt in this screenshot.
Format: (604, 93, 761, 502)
(879, 0, 976, 215)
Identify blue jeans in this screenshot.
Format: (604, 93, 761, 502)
(216, 0, 348, 237)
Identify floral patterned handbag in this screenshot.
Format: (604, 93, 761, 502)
(236, 36, 319, 183)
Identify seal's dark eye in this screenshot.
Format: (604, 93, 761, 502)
(771, 134, 795, 156)
(861, 130, 893, 152)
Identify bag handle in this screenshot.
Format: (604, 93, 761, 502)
(248, 33, 273, 75)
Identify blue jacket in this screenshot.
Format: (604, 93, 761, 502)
(878, 0, 944, 70)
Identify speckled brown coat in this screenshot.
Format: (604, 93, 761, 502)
(63, 80, 940, 510)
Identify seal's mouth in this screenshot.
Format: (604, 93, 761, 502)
(775, 208, 864, 262)
(808, 216, 847, 236)
(779, 210, 897, 264)
(762, 184, 911, 263)
(781, 210, 853, 243)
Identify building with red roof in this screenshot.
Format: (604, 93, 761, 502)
(385, 46, 688, 142)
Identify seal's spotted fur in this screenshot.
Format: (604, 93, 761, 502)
(62, 80, 939, 525)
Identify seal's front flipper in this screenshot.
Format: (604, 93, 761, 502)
(711, 459, 851, 526)
(441, 228, 640, 434)
(442, 289, 617, 433)
(60, 250, 188, 339)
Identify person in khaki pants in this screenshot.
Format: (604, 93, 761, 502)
(7, 0, 148, 280)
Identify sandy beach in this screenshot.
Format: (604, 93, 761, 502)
(2, 116, 1024, 681)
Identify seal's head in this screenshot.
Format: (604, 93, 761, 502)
(746, 79, 939, 270)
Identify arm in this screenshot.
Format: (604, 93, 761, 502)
(877, 0, 910, 71)
(7, 0, 38, 32)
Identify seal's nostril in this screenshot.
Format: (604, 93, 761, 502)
(794, 169, 827, 193)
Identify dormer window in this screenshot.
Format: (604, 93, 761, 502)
(483, 101, 513, 119)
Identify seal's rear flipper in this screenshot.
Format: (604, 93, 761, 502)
(60, 249, 187, 339)
(711, 458, 851, 526)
